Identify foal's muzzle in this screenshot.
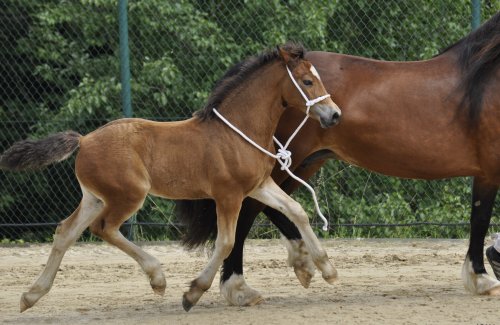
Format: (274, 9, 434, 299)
(314, 104, 342, 128)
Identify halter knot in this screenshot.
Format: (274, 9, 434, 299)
(276, 148, 292, 170)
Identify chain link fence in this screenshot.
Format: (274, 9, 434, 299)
(1, 0, 499, 242)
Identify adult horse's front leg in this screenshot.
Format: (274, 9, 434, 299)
(182, 195, 242, 311)
(249, 177, 337, 284)
(462, 176, 500, 295)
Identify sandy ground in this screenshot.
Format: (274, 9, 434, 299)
(0, 239, 499, 325)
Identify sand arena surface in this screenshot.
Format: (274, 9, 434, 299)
(0, 239, 498, 325)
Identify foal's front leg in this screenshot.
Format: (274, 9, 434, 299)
(182, 196, 242, 311)
(249, 177, 337, 284)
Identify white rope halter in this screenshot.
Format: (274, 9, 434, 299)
(213, 65, 331, 231)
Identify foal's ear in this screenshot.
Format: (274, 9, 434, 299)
(277, 46, 292, 64)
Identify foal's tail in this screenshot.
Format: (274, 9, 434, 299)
(0, 131, 81, 171)
(175, 199, 218, 249)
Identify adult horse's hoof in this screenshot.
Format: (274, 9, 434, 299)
(220, 274, 264, 306)
(462, 257, 500, 295)
(285, 239, 315, 288)
(486, 285, 500, 295)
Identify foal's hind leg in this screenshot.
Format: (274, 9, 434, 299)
(183, 196, 242, 311)
(462, 177, 500, 295)
(89, 196, 166, 296)
(20, 188, 103, 312)
(249, 177, 337, 284)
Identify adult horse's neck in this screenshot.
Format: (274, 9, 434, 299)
(214, 62, 288, 150)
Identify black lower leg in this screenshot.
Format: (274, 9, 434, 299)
(467, 177, 498, 274)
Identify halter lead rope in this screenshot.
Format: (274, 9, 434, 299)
(212, 65, 331, 231)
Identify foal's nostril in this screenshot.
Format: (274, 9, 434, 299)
(331, 111, 341, 125)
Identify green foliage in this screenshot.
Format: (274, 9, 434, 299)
(1, 1, 499, 241)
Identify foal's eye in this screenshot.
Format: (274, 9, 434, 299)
(303, 79, 313, 86)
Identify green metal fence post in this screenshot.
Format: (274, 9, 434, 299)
(118, 0, 135, 240)
(471, 0, 481, 30)
(119, 0, 132, 118)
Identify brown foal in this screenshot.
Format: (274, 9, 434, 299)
(0, 43, 342, 312)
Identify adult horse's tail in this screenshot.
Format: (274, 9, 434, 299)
(0, 131, 81, 171)
(175, 199, 218, 249)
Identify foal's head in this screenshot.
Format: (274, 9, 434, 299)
(278, 45, 341, 128)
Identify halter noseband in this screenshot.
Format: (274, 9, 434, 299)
(285, 65, 331, 113)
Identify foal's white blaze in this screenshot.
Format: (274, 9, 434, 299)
(310, 65, 321, 80)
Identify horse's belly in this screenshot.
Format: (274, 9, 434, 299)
(339, 147, 481, 180)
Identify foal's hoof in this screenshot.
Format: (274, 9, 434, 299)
(182, 293, 194, 312)
(152, 283, 166, 296)
(182, 280, 206, 312)
(149, 271, 166, 296)
(321, 265, 338, 285)
(285, 239, 316, 288)
(322, 271, 338, 285)
(294, 266, 314, 288)
(150, 276, 166, 296)
(20, 293, 34, 313)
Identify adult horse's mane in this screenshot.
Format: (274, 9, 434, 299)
(441, 12, 500, 125)
(194, 42, 306, 121)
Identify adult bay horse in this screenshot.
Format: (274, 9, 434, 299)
(181, 12, 500, 305)
(0, 43, 342, 312)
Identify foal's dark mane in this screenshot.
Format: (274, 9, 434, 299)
(440, 12, 500, 125)
(194, 43, 306, 121)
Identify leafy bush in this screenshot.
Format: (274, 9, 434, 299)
(1, 0, 499, 241)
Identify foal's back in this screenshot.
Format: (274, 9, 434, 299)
(75, 117, 273, 201)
